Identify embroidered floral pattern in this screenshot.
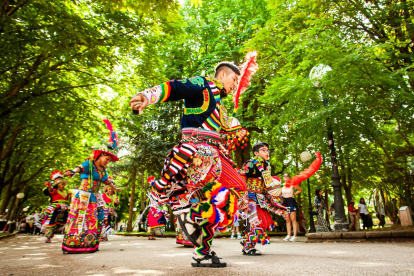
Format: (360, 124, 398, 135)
(182, 76, 205, 87)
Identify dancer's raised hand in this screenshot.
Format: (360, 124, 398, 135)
(130, 94, 148, 115)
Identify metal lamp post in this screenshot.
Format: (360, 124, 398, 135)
(301, 151, 316, 233)
(310, 65, 349, 231)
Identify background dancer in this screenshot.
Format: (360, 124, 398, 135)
(147, 206, 168, 240)
(42, 171, 70, 243)
(240, 142, 289, 255)
(62, 148, 119, 253)
(100, 183, 120, 241)
(129, 56, 258, 267)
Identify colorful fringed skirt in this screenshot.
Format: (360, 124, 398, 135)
(149, 225, 165, 236)
(62, 190, 104, 253)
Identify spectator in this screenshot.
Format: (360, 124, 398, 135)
(297, 206, 307, 233)
(231, 210, 242, 239)
(19, 218, 27, 233)
(0, 212, 7, 233)
(33, 210, 42, 235)
(26, 212, 35, 234)
(313, 189, 331, 232)
(358, 198, 370, 230)
(348, 200, 357, 231)
(282, 173, 302, 242)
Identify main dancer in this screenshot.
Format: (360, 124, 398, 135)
(129, 60, 255, 267)
(239, 142, 289, 255)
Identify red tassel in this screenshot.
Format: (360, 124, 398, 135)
(233, 51, 259, 112)
(286, 152, 322, 187)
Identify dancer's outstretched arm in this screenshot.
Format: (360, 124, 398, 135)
(130, 77, 208, 114)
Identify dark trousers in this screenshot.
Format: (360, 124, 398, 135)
(360, 213, 369, 229)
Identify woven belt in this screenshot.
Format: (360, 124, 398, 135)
(246, 178, 265, 193)
(182, 127, 221, 144)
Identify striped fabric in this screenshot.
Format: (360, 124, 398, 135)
(218, 154, 247, 194)
(159, 82, 171, 102)
(256, 206, 274, 230)
(201, 108, 221, 132)
(153, 142, 197, 193)
(182, 127, 221, 143)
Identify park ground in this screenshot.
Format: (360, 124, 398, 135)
(0, 234, 413, 276)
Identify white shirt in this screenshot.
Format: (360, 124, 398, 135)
(33, 213, 40, 223)
(282, 186, 294, 198)
(358, 203, 368, 214)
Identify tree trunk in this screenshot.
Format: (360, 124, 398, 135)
(0, 183, 12, 214)
(324, 189, 330, 223)
(6, 197, 19, 232)
(345, 160, 353, 207)
(127, 168, 138, 232)
(140, 174, 147, 210)
(168, 205, 175, 232)
(4, 195, 15, 221)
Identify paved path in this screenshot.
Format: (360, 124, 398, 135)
(0, 234, 413, 276)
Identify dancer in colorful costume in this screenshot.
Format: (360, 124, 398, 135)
(42, 170, 70, 243)
(100, 183, 119, 241)
(62, 120, 120, 253)
(239, 142, 289, 255)
(147, 206, 168, 240)
(175, 218, 193, 246)
(129, 54, 258, 267)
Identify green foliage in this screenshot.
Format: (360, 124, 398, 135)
(0, 0, 180, 215)
(247, 0, 414, 215)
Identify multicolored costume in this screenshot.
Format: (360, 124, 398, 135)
(147, 207, 168, 239)
(42, 171, 70, 241)
(136, 75, 247, 267)
(240, 156, 289, 255)
(176, 219, 192, 246)
(62, 150, 118, 253)
(100, 186, 119, 241)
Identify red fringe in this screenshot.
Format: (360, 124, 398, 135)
(286, 152, 322, 187)
(233, 51, 258, 110)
